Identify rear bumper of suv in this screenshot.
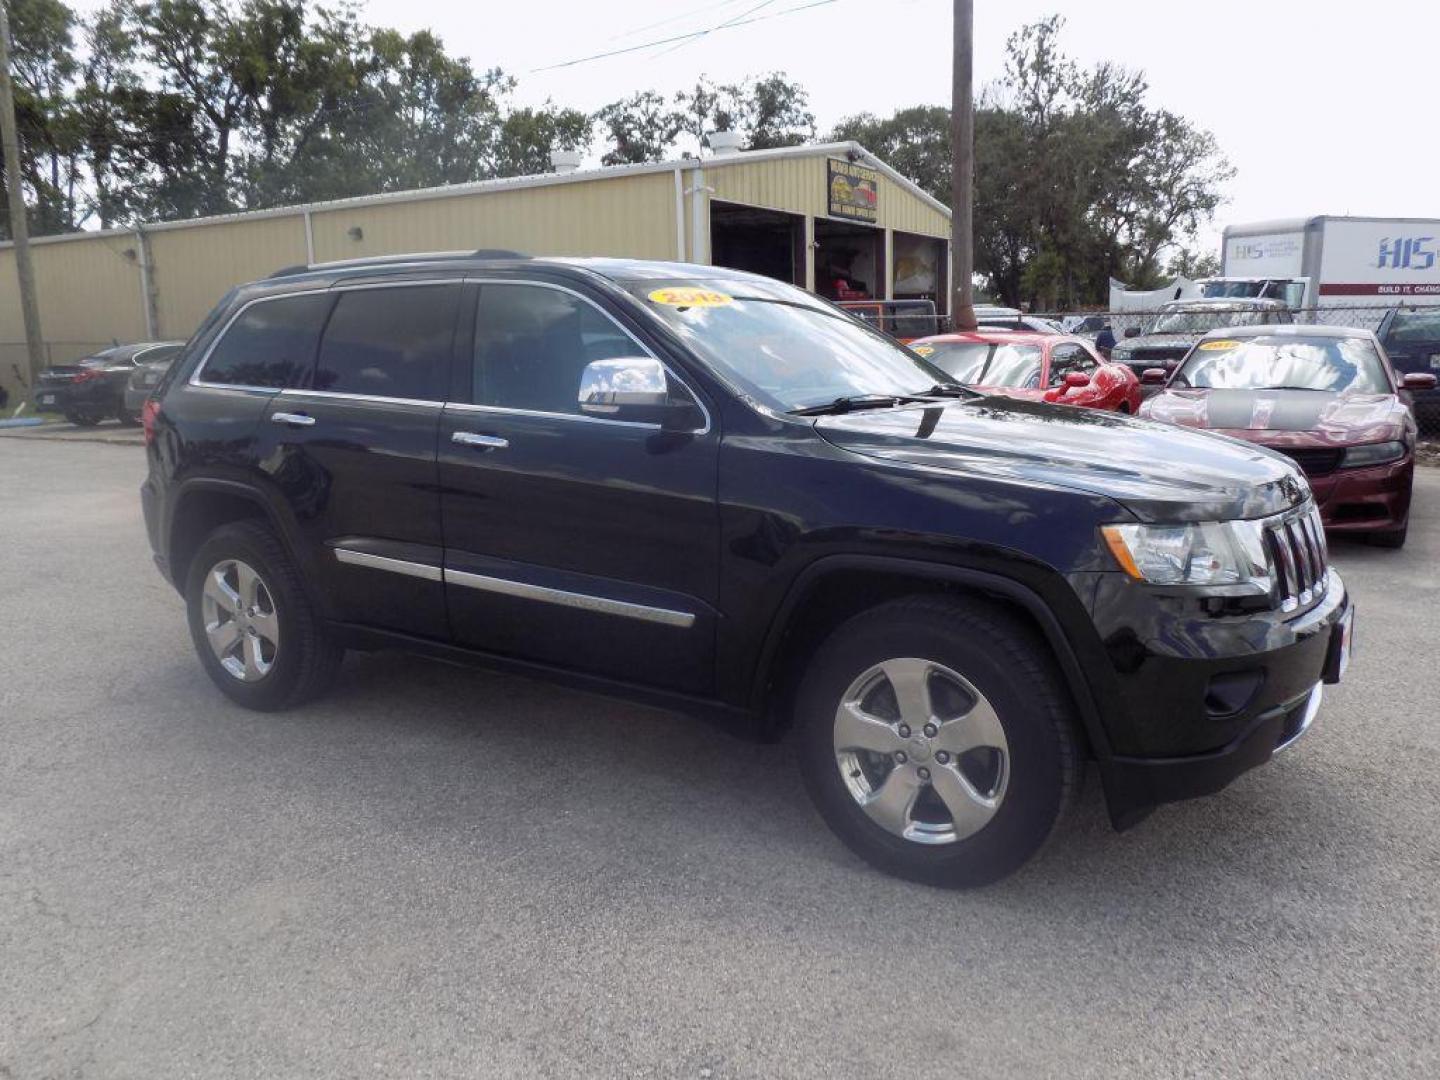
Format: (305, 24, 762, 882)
(1091, 570, 1350, 827)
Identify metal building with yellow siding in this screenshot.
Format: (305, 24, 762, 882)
(0, 141, 950, 406)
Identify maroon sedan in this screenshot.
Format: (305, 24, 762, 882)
(1140, 324, 1437, 547)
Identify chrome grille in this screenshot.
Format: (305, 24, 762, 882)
(1265, 505, 1328, 612)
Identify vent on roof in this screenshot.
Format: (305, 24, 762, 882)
(551, 149, 583, 173)
(708, 130, 745, 156)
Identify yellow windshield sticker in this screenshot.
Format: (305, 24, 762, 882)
(1198, 339, 1240, 351)
(911, 345, 936, 357)
(648, 287, 734, 308)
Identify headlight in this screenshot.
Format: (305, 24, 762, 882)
(1341, 440, 1406, 468)
(1102, 520, 1271, 589)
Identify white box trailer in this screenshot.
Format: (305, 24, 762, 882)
(1215, 216, 1440, 324)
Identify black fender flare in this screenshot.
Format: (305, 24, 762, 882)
(749, 553, 1118, 770)
(166, 476, 334, 620)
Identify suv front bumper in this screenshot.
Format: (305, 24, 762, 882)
(1090, 570, 1350, 826)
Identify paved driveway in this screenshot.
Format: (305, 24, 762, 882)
(2, 440, 1436, 1078)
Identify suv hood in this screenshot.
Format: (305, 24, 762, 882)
(814, 396, 1309, 523)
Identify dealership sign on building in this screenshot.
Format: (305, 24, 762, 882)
(828, 158, 879, 222)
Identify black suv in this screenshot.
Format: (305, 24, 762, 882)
(142, 253, 1354, 887)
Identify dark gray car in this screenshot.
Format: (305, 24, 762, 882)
(121, 342, 186, 422)
(1111, 298, 1293, 377)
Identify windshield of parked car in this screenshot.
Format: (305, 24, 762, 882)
(1175, 335, 1390, 393)
(1146, 306, 1288, 334)
(626, 278, 956, 411)
(912, 341, 1044, 388)
(1384, 309, 1440, 344)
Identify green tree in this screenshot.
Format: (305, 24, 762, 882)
(595, 90, 683, 165)
(831, 106, 951, 201)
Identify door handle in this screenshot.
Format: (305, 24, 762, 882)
(452, 432, 508, 449)
(271, 411, 315, 427)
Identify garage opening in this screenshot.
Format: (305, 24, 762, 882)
(893, 230, 947, 314)
(710, 201, 804, 286)
(814, 218, 884, 302)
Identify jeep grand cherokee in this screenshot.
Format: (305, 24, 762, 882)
(141, 253, 1354, 887)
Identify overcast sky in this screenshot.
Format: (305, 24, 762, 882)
(73, 0, 1440, 253)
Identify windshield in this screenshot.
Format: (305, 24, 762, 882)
(1384, 309, 1440, 344)
(1175, 335, 1390, 393)
(1146, 306, 1288, 334)
(914, 341, 1044, 388)
(627, 278, 954, 411)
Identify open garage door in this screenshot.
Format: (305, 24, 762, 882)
(814, 218, 884, 302)
(710, 202, 804, 286)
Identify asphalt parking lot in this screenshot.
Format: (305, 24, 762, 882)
(2, 438, 1437, 1079)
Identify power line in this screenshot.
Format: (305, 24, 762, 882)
(651, 0, 782, 60)
(531, 0, 842, 73)
(605, 0, 755, 43)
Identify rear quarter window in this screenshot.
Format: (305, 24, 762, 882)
(199, 294, 332, 389)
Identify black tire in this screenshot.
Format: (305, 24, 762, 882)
(65, 411, 101, 427)
(116, 406, 140, 426)
(1366, 522, 1407, 549)
(185, 520, 343, 710)
(796, 595, 1081, 888)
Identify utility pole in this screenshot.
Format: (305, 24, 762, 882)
(950, 0, 977, 331)
(0, 0, 46, 386)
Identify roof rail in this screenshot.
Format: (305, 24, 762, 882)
(268, 249, 528, 279)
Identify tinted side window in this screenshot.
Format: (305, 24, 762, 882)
(201, 294, 331, 389)
(474, 284, 641, 415)
(313, 285, 459, 401)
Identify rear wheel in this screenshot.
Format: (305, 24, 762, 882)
(796, 596, 1081, 887)
(185, 520, 343, 710)
(116, 406, 140, 426)
(65, 411, 101, 427)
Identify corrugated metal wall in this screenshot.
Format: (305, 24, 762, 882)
(311, 173, 679, 264)
(148, 215, 310, 340)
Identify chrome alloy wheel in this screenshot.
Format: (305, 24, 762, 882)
(833, 658, 1010, 845)
(201, 559, 280, 682)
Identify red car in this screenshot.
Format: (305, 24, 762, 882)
(1139, 324, 1437, 548)
(910, 330, 1142, 413)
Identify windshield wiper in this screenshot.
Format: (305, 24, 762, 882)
(919, 383, 974, 398)
(790, 394, 928, 416)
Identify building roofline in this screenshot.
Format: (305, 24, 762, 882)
(0, 141, 950, 254)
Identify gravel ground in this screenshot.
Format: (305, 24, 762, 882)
(1, 440, 1436, 1079)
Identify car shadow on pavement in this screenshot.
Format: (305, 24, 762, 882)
(169, 643, 1378, 927)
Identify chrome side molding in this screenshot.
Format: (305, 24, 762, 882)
(331, 546, 695, 629)
(445, 568, 696, 628)
(333, 547, 443, 582)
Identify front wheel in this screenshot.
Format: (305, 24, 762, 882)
(185, 520, 343, 710)
(796, 596, 1081, 887)
(1366, 521, 1408, 549)
(65, 411, 101, 427)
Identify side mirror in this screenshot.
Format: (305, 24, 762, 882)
(1140, 368, 1169, 386)
(578, 356, 701, 430)
(1123, 326, 1141, 339)
(1061, 371, 1090, 389)
(1402, 372, 1438, 391)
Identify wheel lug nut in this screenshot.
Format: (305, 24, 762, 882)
(923, 723, 937, 738)
(894, 751, 907, 764)
(935, 751, 950, 764)
(917, 767, 930, 781)
(897, 724, 911, 739)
